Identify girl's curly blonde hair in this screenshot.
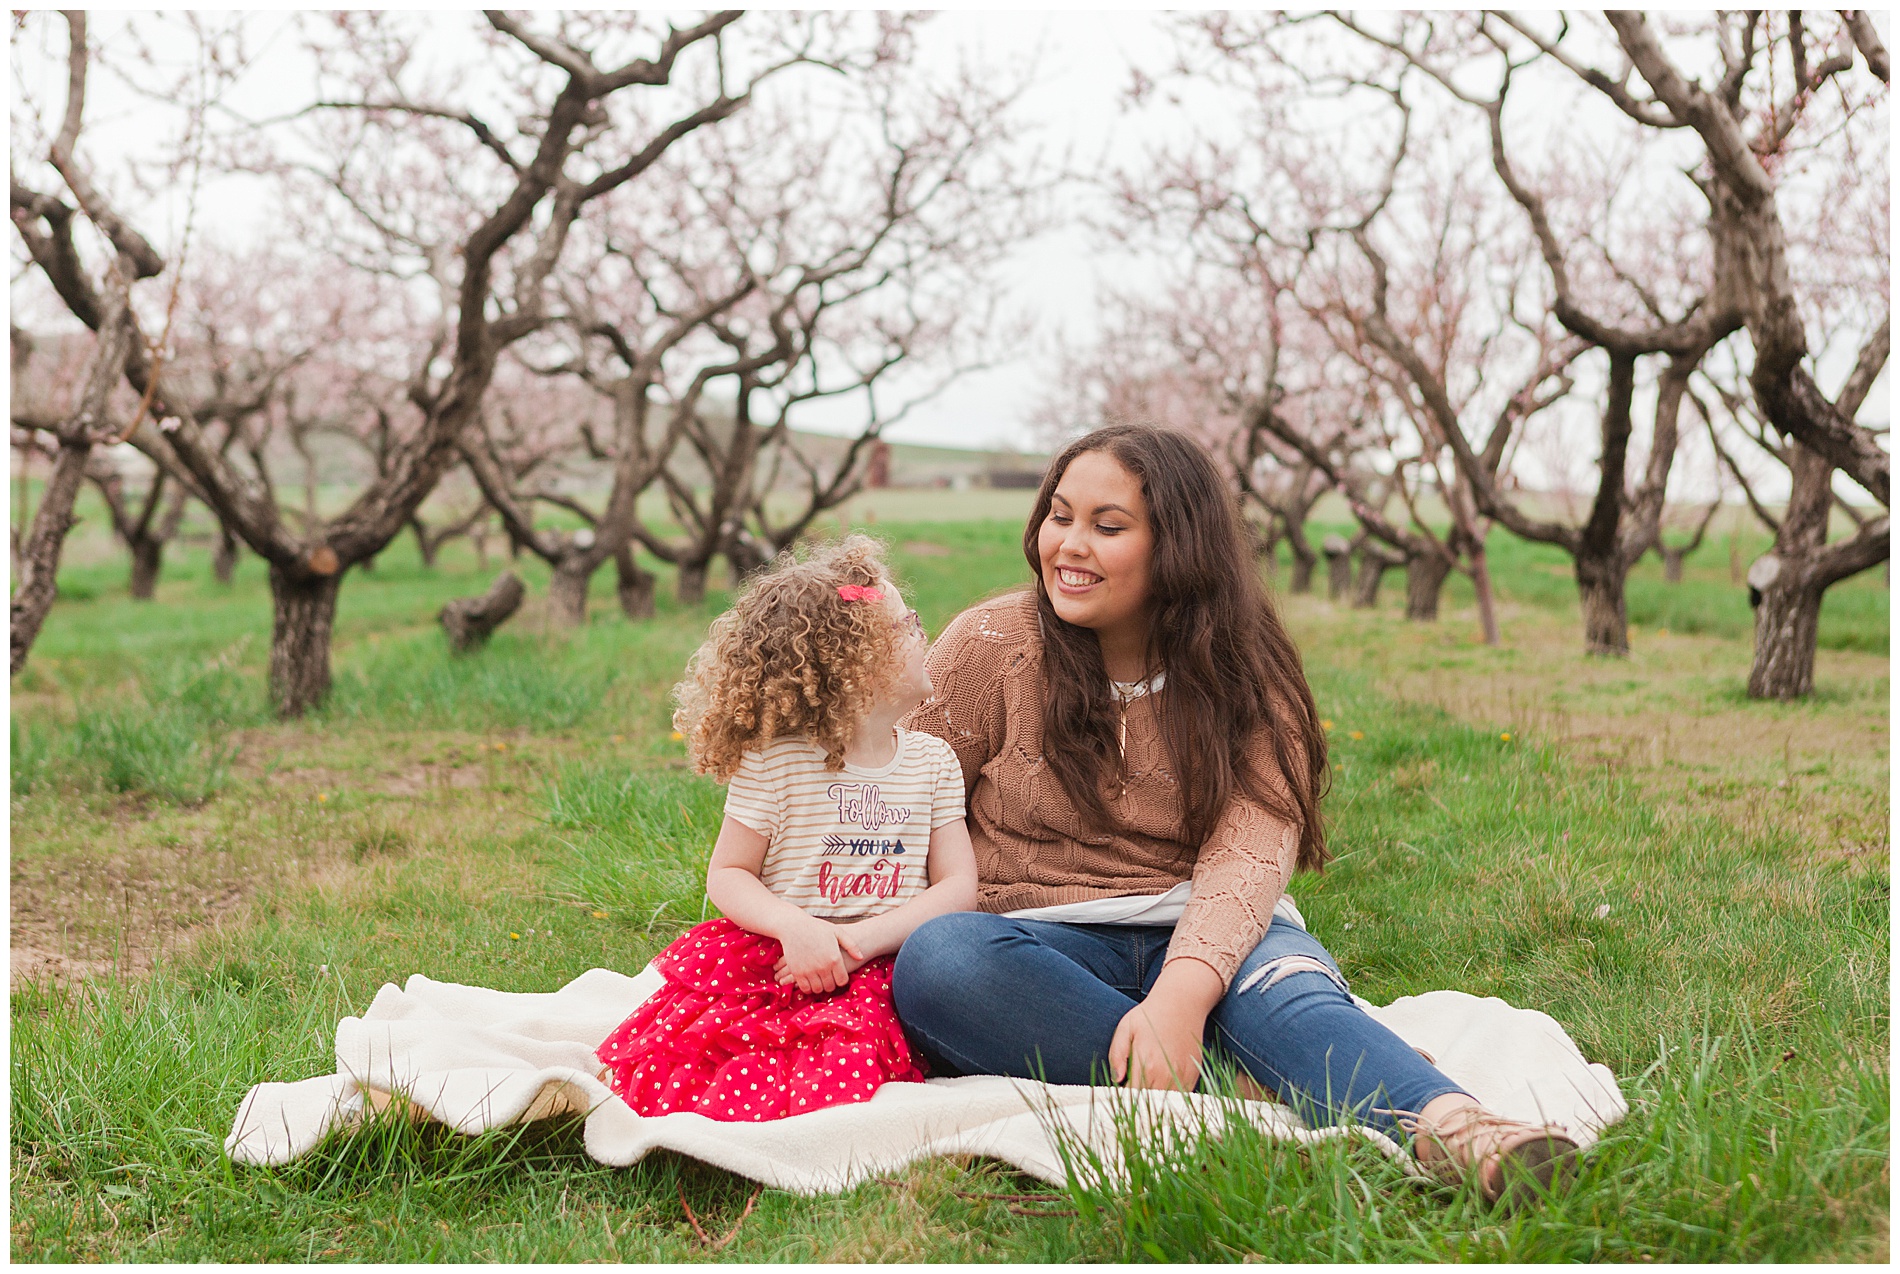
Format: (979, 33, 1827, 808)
(673, 535, 905, 781)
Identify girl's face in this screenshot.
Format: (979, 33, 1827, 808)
(1036, 450, 1155, 651)
(878, 583, 933, 712)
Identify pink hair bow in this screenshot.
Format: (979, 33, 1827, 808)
(836, 584, 884, 603)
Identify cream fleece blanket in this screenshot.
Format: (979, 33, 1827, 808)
(225, 964, 1627, 1194)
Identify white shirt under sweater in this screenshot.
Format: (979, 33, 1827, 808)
(1003, 671, 1305, 932)
(723, 729, 965, 921)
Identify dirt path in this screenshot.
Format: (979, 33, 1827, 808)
(9, 728, 562, 989)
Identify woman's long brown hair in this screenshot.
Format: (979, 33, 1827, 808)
(1024, 424, 1330, 871)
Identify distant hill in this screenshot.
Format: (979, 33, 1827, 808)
(767, 430, 1049, 490)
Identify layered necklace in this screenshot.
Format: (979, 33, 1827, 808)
(1108, 669, 1166, 764)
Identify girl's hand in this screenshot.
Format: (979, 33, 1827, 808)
(827, 915, 892, 975)
(773, 916, 864, 994)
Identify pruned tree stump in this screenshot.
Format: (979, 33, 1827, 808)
(439, 571, 525, 652)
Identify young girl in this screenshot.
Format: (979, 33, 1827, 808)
(597, 536, 978, 1122)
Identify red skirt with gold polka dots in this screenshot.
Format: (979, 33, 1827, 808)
(595, 917, 926, 1121)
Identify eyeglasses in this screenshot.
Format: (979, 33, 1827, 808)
(896, 609, 926, 642)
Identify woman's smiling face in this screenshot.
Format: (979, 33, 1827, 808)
(1036, 449, 1155, 660)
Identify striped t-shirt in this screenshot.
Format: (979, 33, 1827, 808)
(724, 729, 965, 920)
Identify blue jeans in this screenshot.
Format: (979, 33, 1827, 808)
(891, 912, 1467, 1142)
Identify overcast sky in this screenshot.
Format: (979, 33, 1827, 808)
(797, 9, 1176, 452)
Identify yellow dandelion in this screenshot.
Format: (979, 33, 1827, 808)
(1500, 732, 1512, 742)
(495, 741, 507, 752)
(1349, 730, 1364, 741)
(591, 911, 608, 920)
(509, 932, 521, 941)
(1321, 719, 1335, 730)
(317, 793, 328, 803)
(671, 731, 685, 741)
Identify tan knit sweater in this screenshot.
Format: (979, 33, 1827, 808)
(903, 590, 1301, 988)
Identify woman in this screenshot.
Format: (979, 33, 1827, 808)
(894, 424, 1577, 1206)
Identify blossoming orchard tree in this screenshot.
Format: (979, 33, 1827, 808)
(1515, 11, 1887, 699)
(658, 54, 1037, 593)
(12, 10, 848, 714)
(461, 23, 1041, 616)
(1220, 13, 1749, 656)
(1099, 24, 1590, 641)
(9, 12, 155, 673)
(1396, 11, 1884, 677)
(1039, 281, 1340, 593)
(1327, 11, 1886, 687)
(1101, 11, 1884, 668)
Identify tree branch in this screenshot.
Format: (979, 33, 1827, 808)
(1843, 10, 1891, 84)
(46, 12, 166, 280)
(1812, 514, 1890, 587)
(1491, 11, 1684, 128)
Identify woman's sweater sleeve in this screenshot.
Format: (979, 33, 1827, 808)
(1164, 743, 1304, 988)
(902, 604, 1013, 795)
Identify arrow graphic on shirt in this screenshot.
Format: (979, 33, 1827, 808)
(820, 835, 907, 856)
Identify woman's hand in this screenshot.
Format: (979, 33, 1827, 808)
(773, 916, 865, 994)
(1108, 958, 1225, 1091)
(1108, 998, 1205, 1091)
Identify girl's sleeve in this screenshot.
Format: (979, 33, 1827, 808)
(928, 737, 967, 829)
(1163, 734, 1305, 988)
(902, 604, 1015, 797)
(722, 748, 782, 840)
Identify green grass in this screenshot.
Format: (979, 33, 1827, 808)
(1286, 515, 1887, 654)
(10, 509, 1889, 1261)
(1061, 1027, 1886, 1262)
(547, 763, 725, 936)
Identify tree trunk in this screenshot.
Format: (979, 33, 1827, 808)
(1405, 552, 1454, 622)
(1469, 541, 1501, 646)
(616, 548, 656, 621)
(547, 561, 593, 627)
(1287, 549, 1315, 593)
(212, 523, 240, 584)
(412, 518, 438, 569)
(1253, 516, 1283, 565)
(725, 533, 771, 586)
(1575, 553, 1629, 656)
(1352, 545, 1407, 609)
(1322, 535, 1354, 601)
(439, 571, 525, 652)
(1662, 547, 1687, 583)
(1747, 568, 1822, 700)
(677, 560, 711, 605)
(127, 536, 164, 600)
(1742, 443, 1880, 701)
(10, 437, 91, 676)
(1285, 531, 1317, 594)
(268, 564, 342, 717)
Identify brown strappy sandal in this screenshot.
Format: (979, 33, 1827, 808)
(1402, 1104, 1581, 1209)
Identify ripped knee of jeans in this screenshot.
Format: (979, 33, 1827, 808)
(1233, 953, 1350, 998)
